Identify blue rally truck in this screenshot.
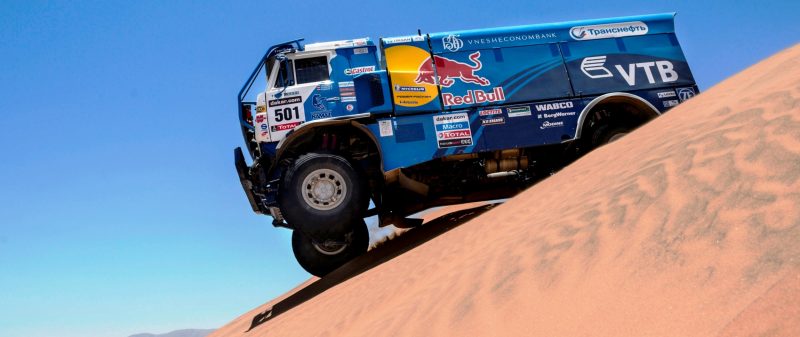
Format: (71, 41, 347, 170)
(234, 13, 697, 276)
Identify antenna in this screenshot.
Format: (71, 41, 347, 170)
(417, 29, 422, 36)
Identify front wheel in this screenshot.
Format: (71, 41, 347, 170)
(279, 153, 368, 237)
(291, 219, 369, 277)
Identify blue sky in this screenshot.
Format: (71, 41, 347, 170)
(0, 1, 797, 336)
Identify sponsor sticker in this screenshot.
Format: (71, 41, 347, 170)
(353, 47, 368, 55)
(255, 114, 265, 123)
(346, 104, 354, 111)
(268, 96, 302, 107)
(384, 44, 439, 108)
(580, 56, 679, 86)
(442, 34, 463, 52)
(570, 21, 648, 40)
(537, 111, 576, 119)
(540, 120, 564, 130)
(464, 33, 558, 47)
(378, 120, 393, 137)
(272, 91, 299, 98)
(270, 121, 302, 132)
(677, 87, 696, 101)
(433, 113, 473, 148)
(534, 101, 574, 112)
(507, 106, 532, 118)
(256, 105, 266, 113)
(339, 81, 356, 102)
(311, 94, 326, 111)
(383, 36, 412, 44)
(257, 130, 270, 142)
(344, 66, 376, 76)
(663, 100, 679, 108)
(657, 91, 676, 99)
(435, 121, 469, 132)
(443, 88, 506, 106)
(394, 85, 426, 92)
(417, 51, 490, 88)
(311, 112, 332, 119)
(479, 108, 503, 116)
(481, 117, 505, 126)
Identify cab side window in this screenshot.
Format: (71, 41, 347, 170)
(276, 59, 295, 87)
(295, 56, 329, 84)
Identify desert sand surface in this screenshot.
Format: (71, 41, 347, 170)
(210, 44, 800, 337)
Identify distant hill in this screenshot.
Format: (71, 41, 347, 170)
(129, 328, 215, 337)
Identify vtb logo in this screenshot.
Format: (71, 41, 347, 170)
(580, 55, 680, 86)
(415, 51, 490, 88)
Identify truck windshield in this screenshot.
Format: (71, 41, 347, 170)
(267, 56, 295, 89)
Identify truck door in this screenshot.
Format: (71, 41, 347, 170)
(264, 52, 337, 142)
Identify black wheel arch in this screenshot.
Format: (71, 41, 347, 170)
(575, 92, 661, 141)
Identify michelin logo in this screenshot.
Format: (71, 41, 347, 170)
(570, 21, 648, 40)
(394, 84, 426, 92)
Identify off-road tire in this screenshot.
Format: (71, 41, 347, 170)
(279, 153, 368, 238)
(291, 219, 369, 277)
(591, 124, 630, 149)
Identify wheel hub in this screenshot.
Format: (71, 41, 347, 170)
(608, 132, 628, 143)
(301, 168, 347, 211)
(312, 240, 348, 255)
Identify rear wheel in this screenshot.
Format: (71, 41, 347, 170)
(291, 219, 369, 277)
(591, 124, 630, 148)
(279, 153, 368, 237)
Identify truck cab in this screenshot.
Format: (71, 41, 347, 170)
(252, 39, 381, 145)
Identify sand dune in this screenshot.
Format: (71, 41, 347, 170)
(210, 44, 800, 337)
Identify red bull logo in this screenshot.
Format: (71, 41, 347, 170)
(442, 87, 506, 107)
(415, 51, 490, 87)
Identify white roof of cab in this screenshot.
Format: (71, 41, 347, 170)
(304, 38, 371, 51)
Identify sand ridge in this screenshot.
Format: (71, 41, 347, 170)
(210, 44, 800, 337)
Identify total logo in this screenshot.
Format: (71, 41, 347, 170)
(438, 130, 471, 139)
(442, 34, 463, 52)
(270, 121, 302, 132)
(580, 55, 679, 86)
(570, 21, 648, 41)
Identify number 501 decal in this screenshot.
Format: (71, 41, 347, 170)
(274, 107, 300, 122)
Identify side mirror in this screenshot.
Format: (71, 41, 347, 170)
(274, 54, 293, 97)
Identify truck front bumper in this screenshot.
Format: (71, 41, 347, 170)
(234, 147, 265, 214)
(235, 147, 289, 226)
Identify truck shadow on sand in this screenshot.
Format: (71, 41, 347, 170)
(247, 203, 499, 331)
